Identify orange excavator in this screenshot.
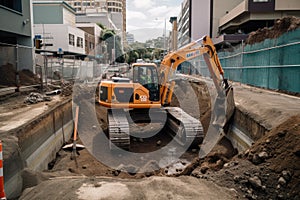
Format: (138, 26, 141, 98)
(99, 35, 234, 154)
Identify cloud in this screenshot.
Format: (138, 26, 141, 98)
(129, 28, 165, 43)
(132, 0, 154, 9)
(126, 0, 182, 42)
(127, 10, 147, 20)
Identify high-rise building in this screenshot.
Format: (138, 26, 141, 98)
(177, 0, 211, 48)
(65, 0, 107, 13)
(106, 0, 126, 33)
(177, 0, 300, 47)
(65, 0, 126, 37)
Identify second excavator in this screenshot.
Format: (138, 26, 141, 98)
(99, 35, 235, 154)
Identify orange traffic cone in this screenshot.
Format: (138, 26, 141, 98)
(0, 141, 6, 200)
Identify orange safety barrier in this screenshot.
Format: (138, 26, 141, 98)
(0, 141, 6, 200)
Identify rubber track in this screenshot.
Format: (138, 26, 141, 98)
(165, 107, 204, 146)
(107, 109, 130, 150)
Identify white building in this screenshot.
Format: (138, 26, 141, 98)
(34, 24, 85, 55)
(126, 32, 134, 44)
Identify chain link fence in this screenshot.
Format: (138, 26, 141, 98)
(0, 43, 36, 89)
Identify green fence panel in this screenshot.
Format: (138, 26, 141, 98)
(219, 28, 300, 93)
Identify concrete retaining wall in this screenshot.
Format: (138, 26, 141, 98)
(227, 105, 269, 152)
(2, 99, 73, 199)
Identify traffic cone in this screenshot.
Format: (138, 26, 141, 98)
(0, 141, 6, 200)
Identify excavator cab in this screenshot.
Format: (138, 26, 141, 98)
(133, 64, 160, 102)
(99, 63, 162, 109)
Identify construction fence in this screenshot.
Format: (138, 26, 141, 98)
(35, 55, 106, 83)
(218, 28, 300, 93)
(0, 43, 35, 87)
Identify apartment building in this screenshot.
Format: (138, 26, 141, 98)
(65, 0, 126, 35)
(218, 0, 300, 35)
(33, 1, 87, 57)
(76, 23, 103, 57)
(177, 0, 300, 47)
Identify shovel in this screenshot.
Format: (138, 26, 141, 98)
(70, 106, 79, 167)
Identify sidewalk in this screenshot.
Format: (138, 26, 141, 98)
(232, 82, 300, 130)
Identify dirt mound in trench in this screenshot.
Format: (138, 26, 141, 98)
(194, 115, 300, 199)
(246, 16, 300, 45)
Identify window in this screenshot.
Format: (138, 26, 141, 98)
(77, 37, 83, 48)
(89, 42, 94, 50)
(69, 34, 75, 46)
(0, 0, 22, 12)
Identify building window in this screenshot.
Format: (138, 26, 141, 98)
(69, 34, 75, 46)
(0, 0, 22, 12)
(77, 37, 83, 48)
(89, 42, 94, 50)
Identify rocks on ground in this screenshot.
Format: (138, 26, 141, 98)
(198, 115, 300, 200)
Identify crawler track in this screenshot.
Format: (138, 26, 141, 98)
(165, 107, 204, 147)
(107, 107, 204, 150)
(107, 109, 130, 150)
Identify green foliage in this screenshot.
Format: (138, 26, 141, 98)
(97, 23, 105, 30)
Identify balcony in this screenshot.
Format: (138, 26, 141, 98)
(218, 0, 300, 34)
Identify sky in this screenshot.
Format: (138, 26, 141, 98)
(126, 0, 183, 42)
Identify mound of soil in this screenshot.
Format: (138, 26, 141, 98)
(194, 115, 300, 199)
(0, 64, 16, 87)
(0, 64, 40, 87)
(246, 16, 300, 45)
(20, 69, 41, 86)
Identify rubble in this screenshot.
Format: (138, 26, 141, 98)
(24, 92, 52, 104)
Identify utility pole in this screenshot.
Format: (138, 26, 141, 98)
(169, 17, 178, 51)
(164, 18, 166, 53)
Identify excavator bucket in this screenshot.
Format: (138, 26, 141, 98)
(198, 53, 235, 158)
(199, 85, 235, 158)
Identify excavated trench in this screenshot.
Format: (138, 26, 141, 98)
(1, 78, 274, 199)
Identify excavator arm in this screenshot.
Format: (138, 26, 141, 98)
(160, 35, 230, 105)
(160, 35, 235, 158)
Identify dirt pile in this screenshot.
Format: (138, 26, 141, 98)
(190, 115, 300, 199)
(246, 16, 300, 45)
(0, 64, 41, 87)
